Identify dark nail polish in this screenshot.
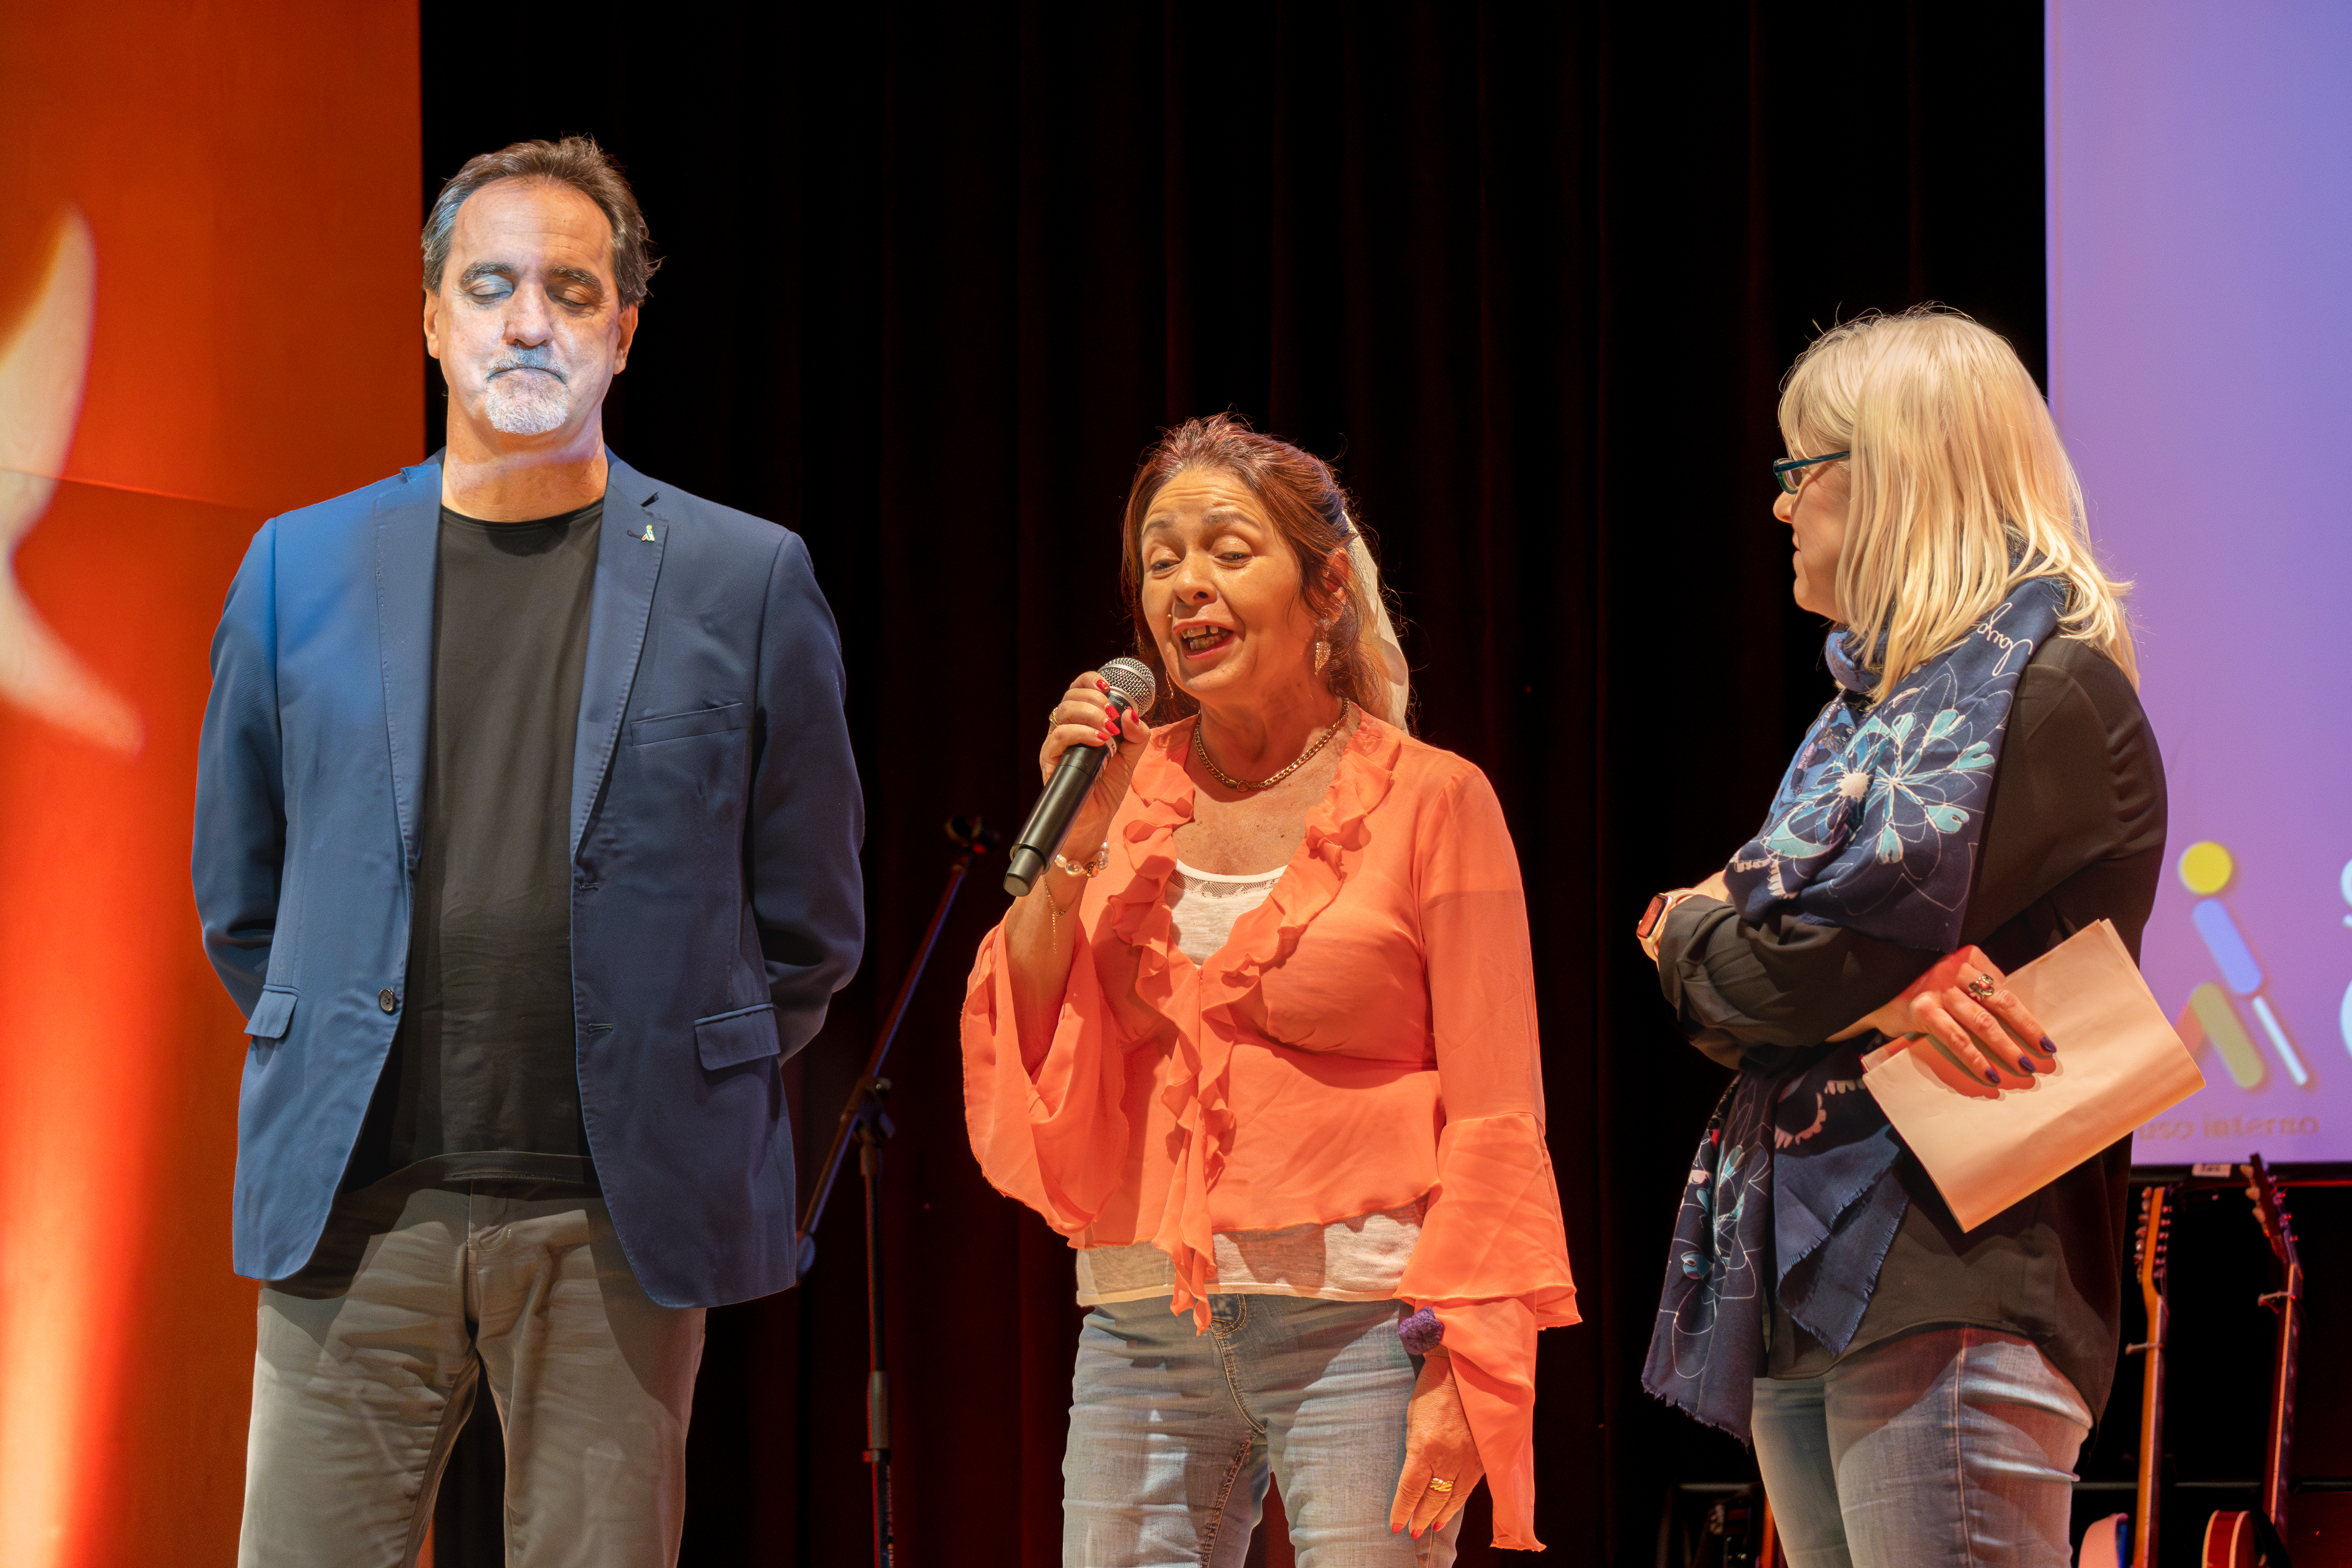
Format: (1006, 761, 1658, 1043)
(2017, 1056, 2036, 1073)
(1985, 1070, 2001, 1085)
(2040, 1034, 2057, 1055)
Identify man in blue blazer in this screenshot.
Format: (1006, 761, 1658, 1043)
(194, 138, 863, 1566)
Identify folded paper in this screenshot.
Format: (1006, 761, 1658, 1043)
(1861, 920, 2204, 1231)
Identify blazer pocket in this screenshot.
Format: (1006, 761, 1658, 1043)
(695, 1002, 781, 1069)
(630, 702, 746, 746)
(245, 986, 297, 1041)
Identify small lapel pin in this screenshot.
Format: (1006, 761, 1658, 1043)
(639, 523, 657, 543)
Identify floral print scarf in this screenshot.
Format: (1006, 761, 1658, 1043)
(1643, 576, 2066, 1442)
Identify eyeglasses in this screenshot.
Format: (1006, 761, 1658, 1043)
(1772, 451, 1851, 495)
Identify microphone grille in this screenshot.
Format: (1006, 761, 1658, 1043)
(1100, 656, 1157, 713)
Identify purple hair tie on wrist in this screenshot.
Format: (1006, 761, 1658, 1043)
(1398, 1306, 1443, 1355)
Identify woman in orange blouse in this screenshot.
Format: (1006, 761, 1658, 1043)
(961, 415, 1577, 1564)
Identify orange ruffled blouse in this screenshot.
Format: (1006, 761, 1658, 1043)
(961, 714, 1578, 1550)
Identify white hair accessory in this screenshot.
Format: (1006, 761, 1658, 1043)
(1341, 512, 1409, 727)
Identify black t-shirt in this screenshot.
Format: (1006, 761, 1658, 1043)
(345, 501, 603, 1190)
(1658, 634, 2168, 1417)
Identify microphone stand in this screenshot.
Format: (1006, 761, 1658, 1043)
(794, 815, 998, 1568)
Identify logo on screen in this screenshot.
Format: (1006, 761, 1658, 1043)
(2172, 840, 2311, 1090)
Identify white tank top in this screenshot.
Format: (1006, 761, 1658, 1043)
(1160, 857, 1286, 965)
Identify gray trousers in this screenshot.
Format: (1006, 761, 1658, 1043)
(238, 1181, 706, 1568)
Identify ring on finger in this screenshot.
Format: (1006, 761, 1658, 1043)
(1425, 1477, 1455, 1493)
(1964, 975, 1998, 1002)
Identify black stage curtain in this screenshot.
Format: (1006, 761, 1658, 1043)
(419, 4, 2043, 1562)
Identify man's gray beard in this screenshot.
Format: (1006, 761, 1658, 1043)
(482, 370, 572, 436)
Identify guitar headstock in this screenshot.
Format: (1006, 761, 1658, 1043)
(2134, 1183, 2173, 1312)
(2244, 1153, 2300, 1274)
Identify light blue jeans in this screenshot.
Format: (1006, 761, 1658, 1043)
(1751, 1326, 2093, 1568)
(1064, 1294, 1462, 1567)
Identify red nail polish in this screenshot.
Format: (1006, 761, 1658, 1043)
(1096, 678, 1109, 691)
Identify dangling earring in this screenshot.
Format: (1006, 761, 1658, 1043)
(1313, 616, 1333, 672)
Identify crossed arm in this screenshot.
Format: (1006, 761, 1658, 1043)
(1653, 881, 2056, 1089)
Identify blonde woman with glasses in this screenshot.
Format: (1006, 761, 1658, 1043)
(1635, 308, 2166, 1567)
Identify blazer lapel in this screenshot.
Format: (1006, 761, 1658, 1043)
(571, 452, 668, 858)
(374, 461, 443, 869)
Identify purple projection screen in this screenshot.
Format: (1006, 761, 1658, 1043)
(2047, 2, 2352, 1165)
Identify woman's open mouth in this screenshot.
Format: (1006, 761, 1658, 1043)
(1177, 624, 1234, 660)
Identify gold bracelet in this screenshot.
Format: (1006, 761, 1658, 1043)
(1043, 844, 1106, 955)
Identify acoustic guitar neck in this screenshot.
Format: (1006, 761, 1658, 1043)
(2131, 1183, 2174, 1568)
(2200, 1158, 2306, 1567)
(2244, 1156, 2302, 1534)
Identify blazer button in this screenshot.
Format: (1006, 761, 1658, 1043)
(378, 988, 398, 1013)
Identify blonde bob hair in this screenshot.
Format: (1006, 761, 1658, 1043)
(1779, 307, 2136, 696)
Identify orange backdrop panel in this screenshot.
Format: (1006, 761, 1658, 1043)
(0, 6, 418, 1566)
(0, 0, 419, 514)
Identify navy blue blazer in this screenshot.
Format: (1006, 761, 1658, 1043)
(192, 454, 865, 1308)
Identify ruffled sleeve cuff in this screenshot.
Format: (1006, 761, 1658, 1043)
(1396, 1111, 1579, 1551)
(958, 921, 1133, 1234)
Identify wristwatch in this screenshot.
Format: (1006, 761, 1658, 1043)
(1636, 888, 1704, 960)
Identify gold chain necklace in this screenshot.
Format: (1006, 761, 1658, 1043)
(1193, 701, 1353, 791)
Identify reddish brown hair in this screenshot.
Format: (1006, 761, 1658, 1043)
(1118, 413, 1392, 722)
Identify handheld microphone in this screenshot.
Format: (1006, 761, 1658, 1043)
(1003, 657, 1157, 897)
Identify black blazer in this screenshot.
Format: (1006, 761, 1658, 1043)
(1657, 633, 2167, 1416)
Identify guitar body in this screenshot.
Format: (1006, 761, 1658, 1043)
(2078, 1512, 2129, 1568)
(2201, 1507, 2290, 1568)
(2204, 1509, 2256, 1568)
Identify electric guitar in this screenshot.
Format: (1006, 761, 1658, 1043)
(2082, 1182, 2173, 1568)
(2201, 1156, 2301, 1568)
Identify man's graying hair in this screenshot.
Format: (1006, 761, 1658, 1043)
(421, 136, 658, 307)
